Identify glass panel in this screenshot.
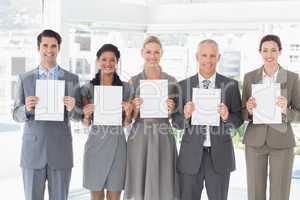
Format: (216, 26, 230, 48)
(0, 0, 43, 198)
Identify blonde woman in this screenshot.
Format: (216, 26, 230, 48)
(124, 36, 179, 200)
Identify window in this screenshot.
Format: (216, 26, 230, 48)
(0, 0, 43, 198)
(11, 57, 26, 75)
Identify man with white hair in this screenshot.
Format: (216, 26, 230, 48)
(172, 39, 243, 200)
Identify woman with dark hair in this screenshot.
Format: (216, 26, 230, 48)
(81, 44, 133, 200)
(242, 34, 300, 200)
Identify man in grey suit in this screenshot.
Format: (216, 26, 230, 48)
(12, 29, 81, 200)
(172, 39, 243, 200)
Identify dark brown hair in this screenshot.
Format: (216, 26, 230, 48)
(259, 34, 282, 51)
(91, 44, 122, 86)
(37, 29, 62, 48)
(96, 43, 120, 61)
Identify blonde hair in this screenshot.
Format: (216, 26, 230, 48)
(143, 35, 162, 48)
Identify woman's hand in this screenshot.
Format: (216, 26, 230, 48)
(122, 101, 133, 117)
(167, 99, 175, 116)
(276, 96, 288, 114)
(83, 104, 94, 120)
(246, 97, 256, 115)
(132, 97, 143, 111)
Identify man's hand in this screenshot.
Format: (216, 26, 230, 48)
(184, 101, 195, 119)
(64, 96, 75, 112)
(25, 96, 39, 112)
(218, 103, 229, 121)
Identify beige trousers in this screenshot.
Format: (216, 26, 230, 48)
(245, 145, 294, 200)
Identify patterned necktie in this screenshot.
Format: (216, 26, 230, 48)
(202, 80, 211, 89)
(202, 79, 211, 139)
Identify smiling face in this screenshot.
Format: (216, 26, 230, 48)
(196, 42, 220, 78)
(38, 36, 60, 68)
(141, 42, 163, 67)
(97, 51, 118, 75)
(260, 41, 281, 67)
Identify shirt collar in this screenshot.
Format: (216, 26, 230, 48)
(262, 66, 279, 79)
(38, 64, 59, 76)
(198, 72, 216, 84)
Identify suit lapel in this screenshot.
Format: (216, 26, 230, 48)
(56, 66, 69, 96)
(57, 66, 65, 80)
(30, 68, 38, 96)
(276, 66, 287, 86)
(276, 66, 288, 97)
(215, 73, 222, 89)
(190, 74, 199, 88)
(215, 73, 226, 103)
(246, 67, 263, 97)
(211, 74, 222, 133)
(253, 66, 264, 84)
(252, 65, 287, 89)
(188, 74, 199, 102)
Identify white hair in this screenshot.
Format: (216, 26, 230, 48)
(198, 39, 219, 52)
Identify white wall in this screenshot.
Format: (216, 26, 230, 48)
(58, 1, 300, 32)
(44, 0, 148, 68)
(61, 0, 148, 26)
(54, 0, 300, 72)
(148, 2, 300, 25)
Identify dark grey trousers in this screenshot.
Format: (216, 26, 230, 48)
(179, 149, 230, 200)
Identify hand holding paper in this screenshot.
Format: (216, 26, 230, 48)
(132, 97, 143, 111)
(218, 103, 229, 121)
(35, 80, 65, 121)
(122, 101, 133, 118)
(93, 86, 123, 126)
(167, 99, 175, 116)
(25, 96, 39, 112)
(191, 88, 221, 126)
(63, 96, 75, 111)
(140, 80, 168, 118)
(83, 104, 94, 119)
(276, 96, 288, 114)
(246, 97, 257, 115)
(184, 101, 195, 119)
(252, 83, 282, 124)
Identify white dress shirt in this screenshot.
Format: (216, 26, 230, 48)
(198, 72, 216, 147)
(262, 67, 279, 84)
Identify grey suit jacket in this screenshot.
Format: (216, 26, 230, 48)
(242, 66, 300, 148)
(172, 73, 243, 175)
(12, 67, 82, 169)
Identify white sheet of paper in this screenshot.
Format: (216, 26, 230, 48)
(35, 80, 65, 121)
(140, 80, 168, 118)
(93, 86, 123, 126)
(252, 83, 282, 124)
(191, 88, 221, 126)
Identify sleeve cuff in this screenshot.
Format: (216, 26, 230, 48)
(24, 106, 34, 120)
(184, 118, 191, 128)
